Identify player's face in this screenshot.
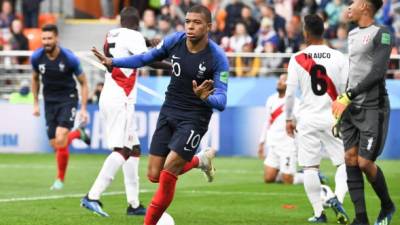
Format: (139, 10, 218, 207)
(41, 31, 58, 53)
(347, 0, 367, 22)
(185, 12, 211, 43)
(277, 74, 287, 93)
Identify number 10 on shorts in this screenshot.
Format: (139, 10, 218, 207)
(184, 130, 201, 151)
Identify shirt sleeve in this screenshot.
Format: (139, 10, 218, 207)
(112, 32, 180, 68)
(30, 50, 40, 73)
(68, 51, 84, 76)
(285, 56, 298, 120)
(205, 49, 229, 111)
(348, 27, 393, 98)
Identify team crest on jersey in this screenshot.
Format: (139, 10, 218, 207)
(59, 62, 65, 72)
(362, 34, 371, 45)
(38, 64, 46, 74)
(197, 62, 206, 78)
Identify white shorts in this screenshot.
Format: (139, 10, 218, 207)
(296, 128, 344, 167)
(264, 145, 297, 175)
(99, 100, 140, 150)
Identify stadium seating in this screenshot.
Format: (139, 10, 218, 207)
(23, 28, 42, 51)
(38, 13, 58, 28)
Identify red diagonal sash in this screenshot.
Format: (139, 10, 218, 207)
(295, 53, 338, 101)
(269, 104, 284, 125)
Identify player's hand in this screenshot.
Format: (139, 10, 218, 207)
(79, 109, 89, 126)
(332, 117, 342, 138)
(258, 143, 265, 159)
(92, 47, 113, 70)
(332, 93, 351, 119)
(33, 103, 40, 117)
(193, 79, 215, 101)
(286, 119, 296, 138)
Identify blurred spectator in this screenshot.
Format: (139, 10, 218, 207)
(101, 0, 114, 19)
(8, 79, 33, 104)
(295, 0, 318, 17)
(224, 0, 245, 36)
(238, 5, 259, 40)
(260, 4, 286, 36)
(252, 0, 266, 20)
(179, 0, 195, 14)
(210, 22, 224, 44)
(220, 36, 233, 52)
(88, 82, 104, 104)
(255, 18, 279, 53)
(274, 0, 293, 23)
(22, 0, 42, 28)
(277, 21, 302, 53)
(0, 0, 15, 29)
(329, 23, 348, 53)
(156, 15, 174, 39)
(260, 41, 283, 77)
(324, 0, 346, 29)
(9, 18, 29, 64)
(234, 43, 260, 77)
(376, 0, 395, 34)
(140, 9, 158, 40)
(229, 22, 252, 52)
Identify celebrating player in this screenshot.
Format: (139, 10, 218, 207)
(31, 24, 90, 190)
(285, 15, 349, 223)
(92, 5, 228, 225)
(80, 7, 150, 217)
(332, 0, 396, 224)
(258, 73, 303, 184)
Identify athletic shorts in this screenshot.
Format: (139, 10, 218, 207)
(99, 100, 140, 150)
(296, 125, 344, 167)
(340, 99, 390, 161)
(264, 144, 297, 175)
(149, 111, 208, 162)
(44, 101, 77, 139)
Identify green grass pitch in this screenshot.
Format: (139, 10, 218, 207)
(0, 154, 398, 225)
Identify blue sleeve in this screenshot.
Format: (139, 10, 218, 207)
(206, 44, 229, 111)
(64, 49, 83, 76)
(112, 32, 184, 68)
(30, 49, 42, 73)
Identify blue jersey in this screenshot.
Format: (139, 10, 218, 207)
(112, 32, 229, 120)
(31, 47, 83, 103)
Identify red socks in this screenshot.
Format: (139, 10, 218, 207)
(55, 130, 81, 181)
(144, 170, 178, 225)
(180, 156, 199, 175)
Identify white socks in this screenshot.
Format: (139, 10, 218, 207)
(88, 152, 125, 200)
(123, 156, 140, 208)
(304, 168, 323, 217)
(293, 172, 304, 184)
(334, 164, 348, 203)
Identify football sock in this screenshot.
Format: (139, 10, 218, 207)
(293, 172, 304, 184)
(334, 164, 348, 203)
(370, 166, 394, 210)
(304, 168, 324, 217)
(123, 156, 140, 208)
(346, 165, 368, 223)
(180, 156, 199, 175)
(55, 145, 69, 181)
(88, 151, 125, 200)
(67, 130, 81, 145)
(145, 170, 177, 225)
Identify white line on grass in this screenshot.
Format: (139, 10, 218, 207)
(0, 189, 398, 203)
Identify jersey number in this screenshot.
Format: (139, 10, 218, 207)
(310, 64, 328, 96)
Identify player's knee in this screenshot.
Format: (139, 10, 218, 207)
(54, 137, 67, 148)
(147, 173, 159, 183)
(264, 174, 276, 183)
(282, 174, 294, 184)
(345, 151, 358, 166)
(357, 159, 373, 173)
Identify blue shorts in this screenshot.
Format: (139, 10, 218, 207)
(44, 101, 77, 139)
(149, 112, 208, 161)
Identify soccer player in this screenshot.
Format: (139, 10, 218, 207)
(31, 24, 90, 190)
(258, 73, 303, 184)
(80, 7, 149, 217)
(332, 0, 396, 224)
(285, 15, 349, 223)
(92, 5, 228, 225)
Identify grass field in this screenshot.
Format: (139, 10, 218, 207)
(0, 154, 398, 225)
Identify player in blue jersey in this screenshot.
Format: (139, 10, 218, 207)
(31, 24, 91, 190)
(92, 5, 228, 225)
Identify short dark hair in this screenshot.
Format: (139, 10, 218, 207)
(304, 14, 324, 38)
(120, 6, 140, 29)
(42, 24, 58, 36)
(187, 4, 212, 23)
(366, 0, 383, 14)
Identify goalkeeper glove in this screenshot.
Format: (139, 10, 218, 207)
(332, 92, 352, 119)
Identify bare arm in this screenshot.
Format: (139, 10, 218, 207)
(32, 71, 40, 116)
(76, 74, 89, 124)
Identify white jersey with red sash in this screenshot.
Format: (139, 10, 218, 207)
(287, 45, 348, 130)
(259, 93, 298, 149)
